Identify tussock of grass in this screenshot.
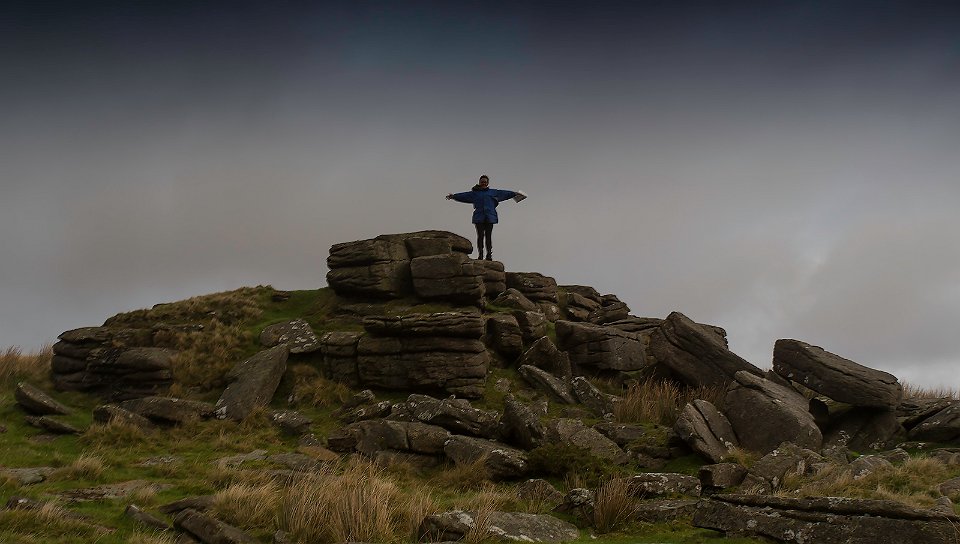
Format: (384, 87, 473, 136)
(81, 419, 149, 448)
(214, 481, 282, 529)
(903, 382, 960, 400)
(593, 477, 642, 534)
(168, 319, 253, 391)
(107, 287, 268, 329)
(0, 345, 52, 386)
(51, 454, 106, 482)
(430, 456, 493, 491)
(0, 502, 107, 540)
(125, 532, 176, 544)
(287, 364, 353, 408)
(282, 460, 436, 543)
(615, 378, 726, 426)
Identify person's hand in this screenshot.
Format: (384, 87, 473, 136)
(445, 193, 453, 200)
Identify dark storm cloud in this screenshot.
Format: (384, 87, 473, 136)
(2, 1, 959, 387)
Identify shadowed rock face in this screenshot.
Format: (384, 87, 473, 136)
(675, 399, 739, 463)
(773, 339, 902, 408)
(724, 371, 822, 454)
(421, 510, 579, 543)
(694, 494, 960, 544)
(555, 320, 647, 374)
(647, 312, 763, 387)
(215, 345, 289, 421)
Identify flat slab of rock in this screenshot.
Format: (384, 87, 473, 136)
(1, 467, 55, 485)
(519, 365, 576, 404)
(93, 404, 155, 429)
(725, 371, 822, 454)
(392, 394, 500, 438)
(15, 382, 71, 415)
(907, 402, 960, 442)
(647, 312, 762, 386)
(259, 318, 320, 354)
(215, 345, 289, 421)
(634, 499, 699, 522)
(174, 508, 258, 544)
(544, 419, 630, 464)
(327, 419, 450, 456)
(119, 396, 216, 424)
(773, 339, 902, 408)
(693, 494, 960, 544)
(505, 272, 559, 303)
(24, 415, 82, 434)
(59, 480, 171, 502)
(363, 312, 485, 338)
(421, 510, 579, 543)
(443, 436, 529, 480)
(554, 320, 647, 373)
(620, 473, 702, 498)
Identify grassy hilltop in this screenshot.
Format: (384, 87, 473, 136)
(1, 286, 958, 543)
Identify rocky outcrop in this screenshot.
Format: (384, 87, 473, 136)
(92, 404, 155, 429)
(675, 399, 739, 463)
(518, 365, 576, 404)
(410, 253, 486, 304)
(363, 312, 485, 338)
(724, 371, 822, 454)
(693, 494, 960, 544)
(699, 463, 747, 490)
(501, 395, 546, 450)
(740, 442, 825, 493)
(822, 406, 904, 451)
(326, 231, 472, 298)
(476, 259, 507, 297)
(773, 339, 902, 408)
(907, 401, 960, 442)
(215, 345, 289, 421)
(421, 510, 579, 543)
(327, 419, 450, 456)
(571, 376, 617, 417)
(588, 294, 631, 325)
(259, 318, 320, 354)
(486, 314, 524, 360)
(555, 320, 647, 374)
(174, 508, 258, 544)
(544, 419, 630, 464)
(51, 328, 172, 400)
(647, 312, 762, 387)
(518, 337, 572, 380)
(318, 331, 362, 386)
(559, 285, 601, 322)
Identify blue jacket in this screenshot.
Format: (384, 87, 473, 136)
(451, 186, 517, 224)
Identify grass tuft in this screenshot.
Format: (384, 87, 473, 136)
(615, 378, 726, 426)
(51, 454, 106, 482)
(0, 345, 52, 387)
(593, 477, 641, 534)
(902, 382, 960, 400)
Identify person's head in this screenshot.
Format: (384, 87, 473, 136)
(478, 175, 489, 188)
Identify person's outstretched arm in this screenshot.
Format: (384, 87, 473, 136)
(447, 191, 476, 203)
(490, 189, 518, 202)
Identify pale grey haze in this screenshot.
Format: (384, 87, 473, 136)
(2, 1, 959, 387)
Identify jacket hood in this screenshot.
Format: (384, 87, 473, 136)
(472, 185, 488, 191)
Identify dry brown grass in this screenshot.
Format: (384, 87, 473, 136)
(779, 456, 952, 508)
(168, 319, 254, 391)
(430, 456, 493, 491)
(593, 477, 642, 533)
(0, 345, 52, 386)
(460, 486, 503, 544)
(107, 287, 267, 328)
(81, 418, 149, 448)
(903, 382, 960, 400)
(51, 454, 106, 482)
(214, 481, 282, 529)
(614, 377, 726, 425)
(281, 460, 436, 543)
(287, 364, 353, 408)
(126, 532, 176, 544)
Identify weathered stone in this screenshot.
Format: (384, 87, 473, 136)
(501, 394, 546, 450)
(849, 455, 893, 479)
(675, 399, 739, 463)
(158, 495, 216, 515)
(537, 302, 562, 322)
(327, 419, 450, 455)
(620, 473, 701, 498)
(908, 402, 960, 442)
(570, 376, 617, 416)
(743, 442, 825, 493)
(392, 394, 500, 438)
(1, 467, 55, 485)
(270, 410, 312, 435)
(648, 312, 762, 387)
(356, 336, 488, 398)
(92, 404, 155, 429)
(559, 288, 601, 322)
(259, 318, 320, 354)
(693, 494, 960, 544)
(267, 453, 318, 471)
(174, 508, 258, 544)
(364, 312, 485, 338)
(725, 371, 822, 454)
(405, 237, 453, 257)
(60, 480, 171, 502)
(555, 320, 647, 373)
(214, 449, 268, 469)
(938, 476, 960, 498)
(588, 294, 631, 325)
(519, 365, 576, 404)
(318, 331, 361, 386)
(516, 479, 564, 507)
(492, 288, 539, 311)
(215, 345, 289, 421)
(518, 337, 572, 380)
(125, 504, 170, 530)
(24, 415, 82, 434)
(421, 510, 579, 543)
(506, 272, 559, 303)
(119, 397, 216, 424)
(326, 262, 412, 298)
(544, 419, 630, 464)
(699, 463, 747, 490)
(14, 382, 71, 415)
(51, 355, 88, 374)
(443, 436, 529, 480)
(486, 314, 524, 360)
(513, 311, 548, 342)
(327, 237, 409, 268)
(823, 407, 904, 451)
(593, 422, 648, 448)
(338, 400, 393, 424)
(411, 253, 485, 303)
(476, 259, 507, 296)
(773, 339, 903, 408)
(897, 397, 955, 430)
(633, 499, 699, 523)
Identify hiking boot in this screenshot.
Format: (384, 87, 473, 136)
(485, 253, 493, 261)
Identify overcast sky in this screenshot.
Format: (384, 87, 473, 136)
(3, 1, 959, 388)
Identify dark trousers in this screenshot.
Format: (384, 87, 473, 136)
(474, 222, 494, 256)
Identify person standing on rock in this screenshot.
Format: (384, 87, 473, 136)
(446, 174, 523, 261)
